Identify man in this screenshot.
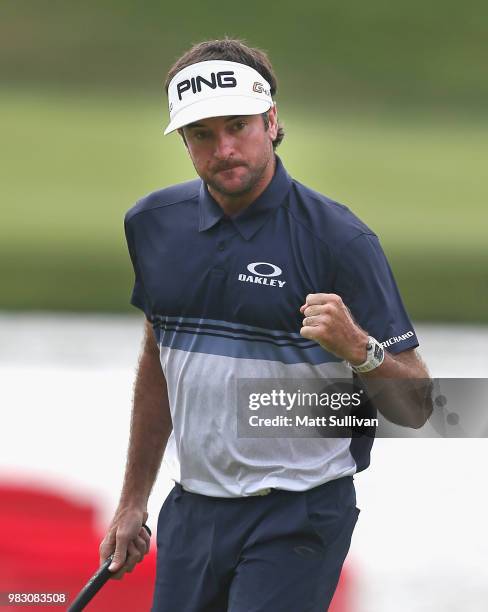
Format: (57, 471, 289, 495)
(100, 39, 431, 611)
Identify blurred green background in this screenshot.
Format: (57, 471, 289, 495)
(1, 0, 486, 321)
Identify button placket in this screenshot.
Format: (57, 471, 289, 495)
(214, 218, 236, 263)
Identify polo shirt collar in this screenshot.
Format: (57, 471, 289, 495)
(198, 155, 292, 240)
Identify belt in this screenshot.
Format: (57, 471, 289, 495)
(176, 483, 273, 497)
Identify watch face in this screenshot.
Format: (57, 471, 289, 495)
(373, 343, 383, 360)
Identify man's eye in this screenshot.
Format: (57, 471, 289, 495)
(194, 132, 207, 140)
(232, 121, 247, 131)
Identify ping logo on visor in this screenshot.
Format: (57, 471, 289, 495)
(176, 71, 237, 101)
(164, 60, 273, 135)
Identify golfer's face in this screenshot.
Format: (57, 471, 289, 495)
(181, 111, 277, 197)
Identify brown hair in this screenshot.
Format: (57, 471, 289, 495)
(165, 38, 285, 149)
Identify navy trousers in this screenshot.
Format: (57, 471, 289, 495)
(152, 476, 360, 612)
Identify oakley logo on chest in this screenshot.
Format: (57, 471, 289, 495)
(238, 262, 286, 288)
(176, 71, 237, 101)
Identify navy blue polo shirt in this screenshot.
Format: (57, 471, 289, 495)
(124, 155, 419, 497)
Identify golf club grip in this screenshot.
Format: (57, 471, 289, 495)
(67, 524, 151, 611)
(67, 556, 112, 611)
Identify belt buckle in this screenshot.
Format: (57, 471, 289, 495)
(252, 487, 272, 496)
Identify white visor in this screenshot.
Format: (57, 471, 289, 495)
(164, 60, 273, 135)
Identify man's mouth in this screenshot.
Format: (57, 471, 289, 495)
(214, 163, 245, 173)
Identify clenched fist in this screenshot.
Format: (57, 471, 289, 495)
(299, 293, 368, 365)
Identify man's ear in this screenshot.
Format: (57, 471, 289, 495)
(268, 104, 278, 141)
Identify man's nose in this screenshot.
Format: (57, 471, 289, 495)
(213, 133, 235, 159)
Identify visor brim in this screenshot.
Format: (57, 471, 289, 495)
(164, 96, 273, 135)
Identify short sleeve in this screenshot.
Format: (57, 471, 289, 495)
(124, 215, 152, 321)
(334, 233, 419, 354)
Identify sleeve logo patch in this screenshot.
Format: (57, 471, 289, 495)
(381, 331, 415, 348)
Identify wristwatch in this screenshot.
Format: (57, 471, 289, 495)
(349, 336, 385, 373)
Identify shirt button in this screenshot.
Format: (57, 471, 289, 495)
(217, 241, 226, 251)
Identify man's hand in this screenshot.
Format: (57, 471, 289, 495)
(99, 506, 151, 580)
(300, 293, 368, 364)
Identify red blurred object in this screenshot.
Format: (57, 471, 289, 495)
(0, 483, 155, 611)
(0, 483, 352, 611)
